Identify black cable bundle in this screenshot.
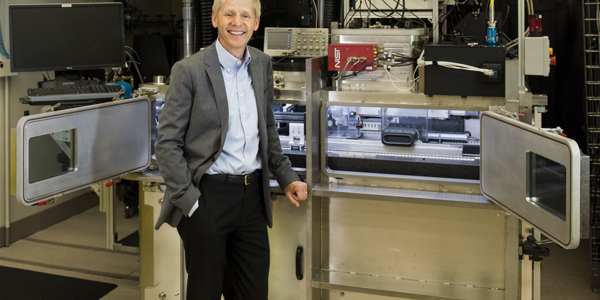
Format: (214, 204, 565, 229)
(194, 0, 218, 52)
(323, 0, 343, 29)
(338, 0, 345, 27)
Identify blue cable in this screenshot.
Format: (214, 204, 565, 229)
(341, 57, 388, 78)
(441, 0, 457, 19)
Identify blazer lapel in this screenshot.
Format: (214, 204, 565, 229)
(205, 43, 229, 147)
(248, 49, 265, 126)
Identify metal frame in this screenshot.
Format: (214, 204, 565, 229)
(341, 0, 440, 43)
(304, 50, 525, 299)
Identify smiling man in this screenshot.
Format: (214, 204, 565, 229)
(153, 0, 308, 299)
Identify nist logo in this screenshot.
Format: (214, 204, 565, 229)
(335, 48, 341, 68)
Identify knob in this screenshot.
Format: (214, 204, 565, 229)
(309, 46, 313, 50)
(303, 46, 307, 49)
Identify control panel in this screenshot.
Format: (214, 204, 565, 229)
(263, 27, 329, 58)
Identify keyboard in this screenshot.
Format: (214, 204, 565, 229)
(24, 85, 124, 104)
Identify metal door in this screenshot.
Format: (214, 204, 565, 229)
(15, 97, 151, 206)
(480, 111, 585, 249)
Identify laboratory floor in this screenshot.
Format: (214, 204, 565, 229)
(1, 204, 599, 300)
(0, 204, 140, 300)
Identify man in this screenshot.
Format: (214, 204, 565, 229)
(153, 0, 308, 299)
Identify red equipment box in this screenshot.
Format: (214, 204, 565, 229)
(327, 44, 377, 72)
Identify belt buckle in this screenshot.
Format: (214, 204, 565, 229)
(244, 174, 250, 185)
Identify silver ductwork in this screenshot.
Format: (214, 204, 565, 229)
(183, 0, 194, 58)
(318, 0, 325, 28)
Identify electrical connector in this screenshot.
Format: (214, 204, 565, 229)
(483, 69, 495, 76)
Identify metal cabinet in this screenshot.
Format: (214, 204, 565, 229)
(301, 57, 589, 299)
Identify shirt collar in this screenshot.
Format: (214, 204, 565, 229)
(216, 38, 251, 73)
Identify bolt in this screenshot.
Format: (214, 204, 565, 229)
(340, 292, 345, 296)
(158, 292, 166, 299)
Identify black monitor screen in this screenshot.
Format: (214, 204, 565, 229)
(9, 3, 125, 72)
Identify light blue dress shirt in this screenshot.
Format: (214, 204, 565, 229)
(189, 39, 261, 216)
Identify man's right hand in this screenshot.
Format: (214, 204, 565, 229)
(283, 181, 308, 207)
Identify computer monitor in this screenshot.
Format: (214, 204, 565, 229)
(9, 3, 125, 86)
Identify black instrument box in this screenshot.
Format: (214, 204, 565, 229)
(423, 44, 505, 97)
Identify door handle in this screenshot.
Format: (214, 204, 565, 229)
(296, 246, 303, 280)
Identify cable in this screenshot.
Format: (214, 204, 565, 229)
(430, 0, 455, 40)
(387, 62, 413, 67)
(393, 0, 409, 27)
(441, 0, 457, 19)
(400, 0, 405, 20)
(380, 0, 400, 18)
(335, 58, 364, 80)
(385, 68, 414, 91)
(501, 32, 513, 43)
(342, 1, 355, 27)
(333, 59, 353, 80)
(383, 64, 418, 91)
(506, 28, 530, 50)
(272, 51, 298, 65)
(384, 67, 418, 83)
(366, 0, 371, 27)
(312, 0, 318, 28)
(387, 51, 420, 61)
(341, 57, 388, 78)
(124, 51, 141, 65)
(505, 0, 532, 50)
(123, 51, 144, 84)
(344, 0, 362, 28)
(125, 46, 142, 64)
(418, 60, 495, 76)
(530, 0, 534, 14)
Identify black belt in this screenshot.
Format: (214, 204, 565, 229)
(203, 170, 261, 186)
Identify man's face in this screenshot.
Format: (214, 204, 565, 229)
(212, 0, 260, 58)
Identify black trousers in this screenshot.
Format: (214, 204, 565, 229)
(177, 175, 269, 300)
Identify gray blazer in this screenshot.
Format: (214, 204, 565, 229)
(154, 41, 299, 230)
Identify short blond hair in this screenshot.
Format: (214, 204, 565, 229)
(213, 0, 261, 19)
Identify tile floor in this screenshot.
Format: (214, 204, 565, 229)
(0, 205, 599, 299)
